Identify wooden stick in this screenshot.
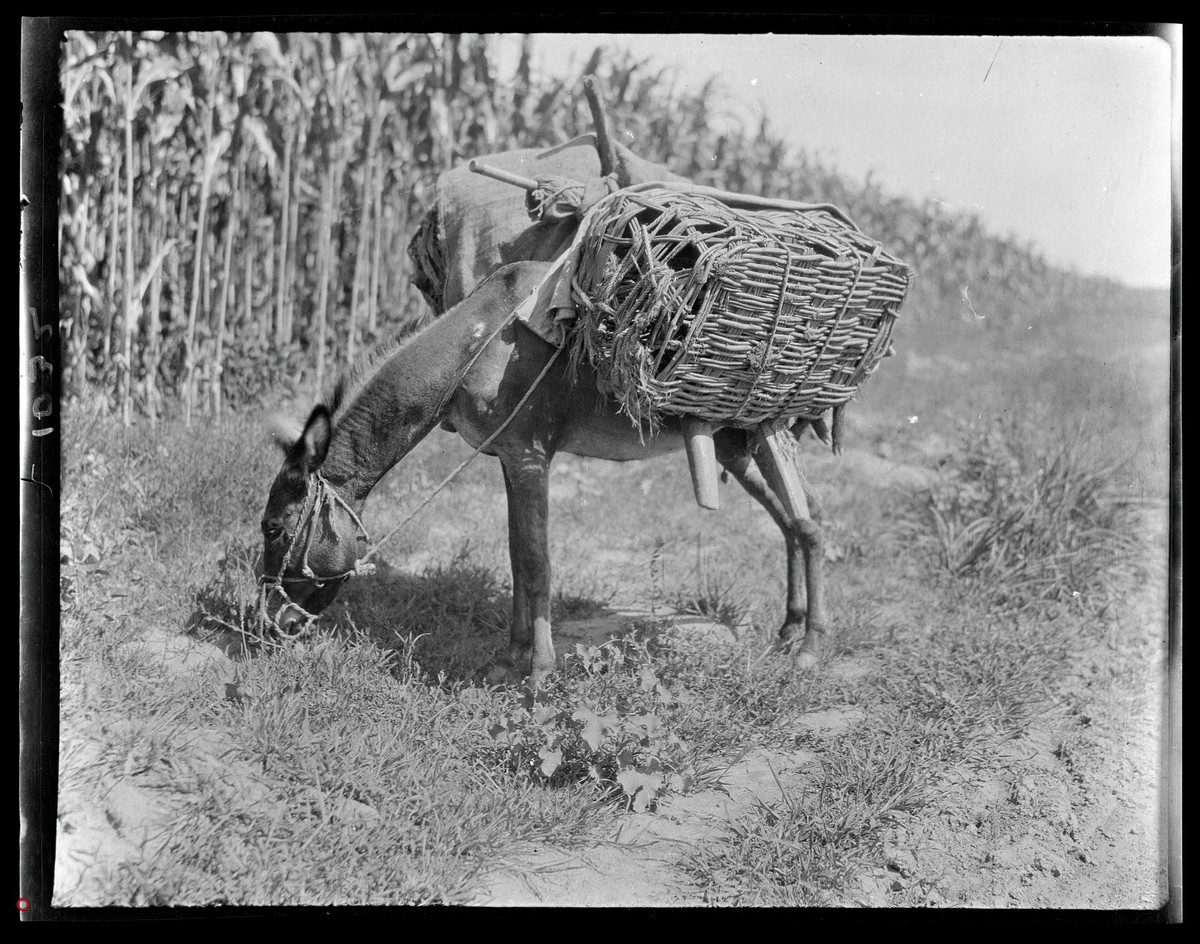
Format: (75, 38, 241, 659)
(468, 159, 538, 192)
(831, 404, 845, 455)
(682, 416, 720, 511)
(754, 418, 811, 521)
(583, 75, 617, 179)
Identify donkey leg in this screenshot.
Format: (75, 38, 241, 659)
(715, 430, 828, 671)
(499, 456, 556, 687)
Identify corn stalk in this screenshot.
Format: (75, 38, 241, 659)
(212, 176, 237, 423)
(56, 31, 1103, 422)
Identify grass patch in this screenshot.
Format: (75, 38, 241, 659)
(928, 414, 1153, 620)
(62, 405, 280, 566)
(685, 709, 953, 906)
(332, 544, 512, 681)
(681, 609, 1063, 906)
(666, 541, 754, 628)
(59, 615, 605, 905)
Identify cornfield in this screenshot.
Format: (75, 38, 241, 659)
(58, 30, 1128, 426)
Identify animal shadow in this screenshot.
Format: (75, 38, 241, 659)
(335, 559, 632, 685)
(332, 556, 515, 683)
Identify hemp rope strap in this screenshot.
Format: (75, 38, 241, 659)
(349, 251, 858, 582)
(354, 337, 567, 571)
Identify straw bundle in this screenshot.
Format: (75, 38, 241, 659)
(567, 188, 912, 429)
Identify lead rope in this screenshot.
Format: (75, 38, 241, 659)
(355, 337, 568, 571)
(258, 329, 567, 639)
(260, 300, 568, 643)
(269, 307, 526, 581)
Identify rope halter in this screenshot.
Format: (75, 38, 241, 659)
(258, 473, 376, 637)
(254, 305, 568, 640)
(279, 472, 375, 586)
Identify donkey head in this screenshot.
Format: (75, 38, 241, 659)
(260, 405, 368, 632)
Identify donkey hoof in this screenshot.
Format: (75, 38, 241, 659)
(778, 620, 807, 644)
(484, 659, 525, 687)
(794, 649, 820, 673)
(484, 658, 544, 689)
(792, 632, 824, 673)
(775, 627, 822, 672)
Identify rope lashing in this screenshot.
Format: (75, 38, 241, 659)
(262, 471, 375, 590)
(260, 312, 569, 628)
(257, 580, 317, 640)
(525, 174, 618, 222)
(353, 337, 568, 572)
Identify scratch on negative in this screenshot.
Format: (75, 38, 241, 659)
(983, 39, 1004, 84)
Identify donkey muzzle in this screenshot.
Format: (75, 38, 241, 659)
(259, 581, 318, 638)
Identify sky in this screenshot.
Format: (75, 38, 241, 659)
(497, 32, 1176, 289)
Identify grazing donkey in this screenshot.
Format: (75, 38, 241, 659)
(260, 260, 828, 685)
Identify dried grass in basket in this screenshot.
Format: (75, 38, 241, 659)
(567, 187, 913, 430)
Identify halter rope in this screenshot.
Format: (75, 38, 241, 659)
(277, 472, 374, 585)
(260, 309, 567, 631)
(355, 336, 567, 569)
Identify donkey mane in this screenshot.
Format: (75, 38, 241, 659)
(321, 313, 437, 420)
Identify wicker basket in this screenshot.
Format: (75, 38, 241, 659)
(567, 187, 912, 428)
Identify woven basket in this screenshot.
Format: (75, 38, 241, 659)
(567, 188, 912, 428)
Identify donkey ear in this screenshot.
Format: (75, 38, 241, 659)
(296, 405, 333, 472)
(266, 411, 304, 454)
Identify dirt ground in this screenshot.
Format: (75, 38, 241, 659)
(469, 585, 1168, 909)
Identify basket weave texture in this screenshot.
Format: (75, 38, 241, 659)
(567, 188, 912, 428)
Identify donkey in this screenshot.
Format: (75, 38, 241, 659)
(260, 260, 828, 685)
